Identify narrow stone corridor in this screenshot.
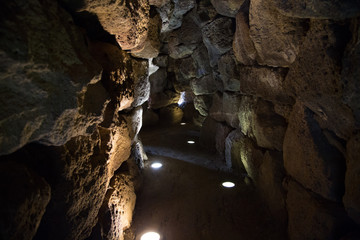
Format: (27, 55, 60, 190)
(127, 123, 286, 240)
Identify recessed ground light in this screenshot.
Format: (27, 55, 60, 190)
(180, 122, 186, 125)
(141, 232, 160, 240)
(187, 140, 195, 144)
(222, 181, 235, 188)
(151, 162, 163, 169)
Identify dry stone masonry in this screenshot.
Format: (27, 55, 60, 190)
(147, 0, 360, 239)
(0, 0, 360, 239)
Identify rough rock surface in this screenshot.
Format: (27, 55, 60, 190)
(193, 95, 212, 117)
(273, 0, 360, 19)
(83, 0, 150, 50)
(179, 57, 198, 79)
(341, 21, 360, 127)
(168, 36, 197, 59)
(343, 133, 360, 225)
(153, 55, 169, 68)
(157, 0, 196, 33)
(31, 131, 110, 240)
(189, 0, 217, 27)
(100, 159, 139, 240)
(283, 101, 345, 202)
(249, 0, 307, 67)
(224, 130, 263, 180)
(0, 161, 51, 240)
(89, 42, 149, 111)
(210, 0, 244, 17)
(258, 151, 286, 227)
(238, 66, 292, 104)
(0, 0, 104, 155)
(284, 19, 354, 139)
(150, 68, 168, 94)
(287, 180, 353, 240)
(209, 92, 241, 128)
(131, 14, 161, 59)
(233, 11, 257, 65)
(199, 117, 232, 156)
(252, 100, 287, 151)
(190, 75, 217, 95)
(218, 52, 241, 92)
(202, 17, 234, 66)
(191, 44, 212, 77)
(150, 0, 170, 8)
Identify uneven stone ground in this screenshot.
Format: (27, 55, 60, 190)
(126, 122, 287, 240)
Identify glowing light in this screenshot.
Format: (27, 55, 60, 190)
(187, 140, 195, 144)
(178, 91, 186, 107)
(141, 232, 160, 240)
(151, 162, 163, 169)
(180, 122, 186, 125)
(222, 182, 235, 188)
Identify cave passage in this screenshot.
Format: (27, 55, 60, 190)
(129, 121, 286, 240)
(0, 0, 359, 239)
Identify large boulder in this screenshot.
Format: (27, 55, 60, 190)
(273, 0, 360, 19)
(224, 130, 264, 180)
(153, 55, 168, 68)
(218, 52, 241, 92)
(284, 19, 354, 139)
(236, 97, 287, 150)
(83, 0, 150, 50)
(193, 95, 213, 117)
(343, 133, 360, 225)
(0, 161, 51, 240)
(190, 75, 217, 95)
(149, 68, 168, 94)
(157, 0, 196, 33)
(209, 92, 241, 128)
(233, 10, 257, 65)
(150, 0, 170, 8)
(238, 66, 292, 104)
(210, 0, 244, 17)
(99, 159, 139, 240)
(283, 101, 346, 202)
(123, 106, 143, 142)
(188, 0, 217, 27)
(179, 57, 198, 80)
(199, 117, 233, 155)
(90, 42, 149, 111)
(342, 22, 360, 127)
(0, 0, 104, 155)
(170, 14, 202, 45)
(131, 13, 162, 59)
(249, 0, 307, 67)
(191, 43, 212, 78)
(287, 180, 353, 240)
(202, 17, 234, 66)
(168, 36, 197, 59)
(237, 95, 256, 137)
(258, 151, 287, 229)
(252, 99, 287, 151)
(20, 130, 112, 240)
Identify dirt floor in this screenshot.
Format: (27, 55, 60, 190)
(127, 123, 287, 240)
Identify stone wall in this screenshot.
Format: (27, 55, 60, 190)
(0, 0, 149, 239)
(148, 0, 360, 238)
(1, 0, 360, 239)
